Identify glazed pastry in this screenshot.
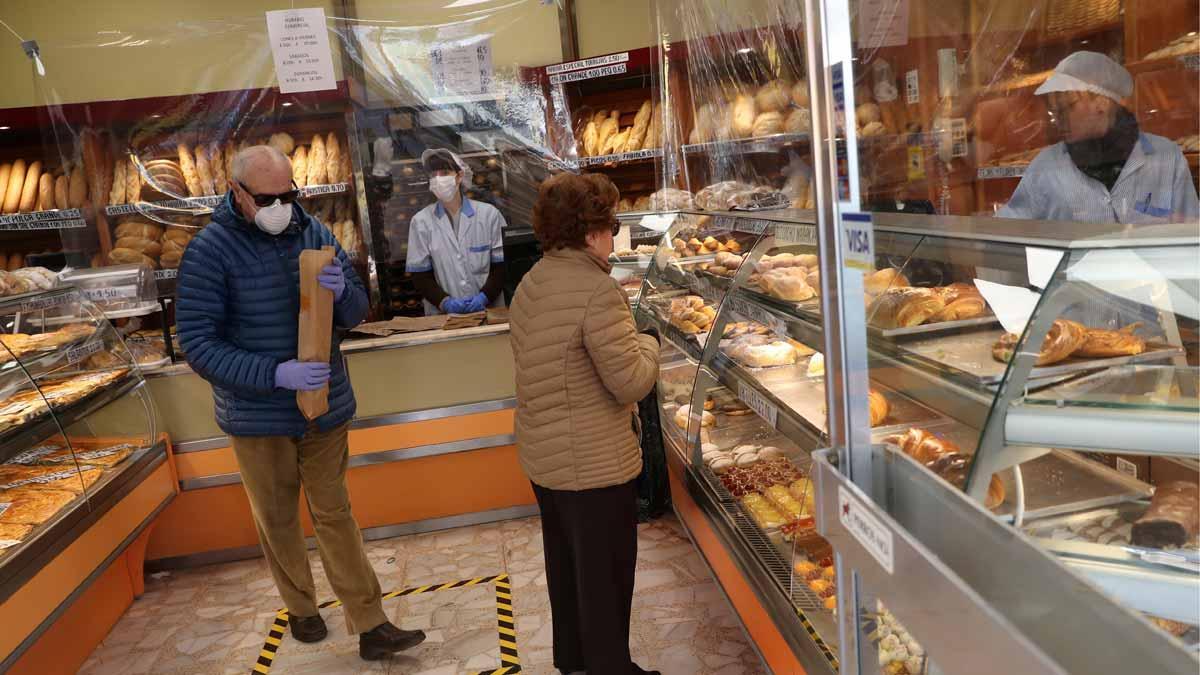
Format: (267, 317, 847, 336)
(762, 271, 816, 301)
(1075, 325, 1146, 358)
(868, 288, 946, 329)
(884, 428, 1005, 509)
(864, 267, 910, 296)
(992, 319, 1087, 367)
(868, 389, 889, 427)
(1131, 481, 1199, 549)
(932, 282, 987, 322)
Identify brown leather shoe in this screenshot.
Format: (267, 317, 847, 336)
(359, 621, 426, 660)
(289, 614, 327, 643)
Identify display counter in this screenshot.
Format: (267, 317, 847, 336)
(143, 323, 535, 569)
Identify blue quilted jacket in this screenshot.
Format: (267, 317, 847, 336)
(176, 193, 368, 437)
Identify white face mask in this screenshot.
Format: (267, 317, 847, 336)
(254, 199, 292, 235)
(429, 175, 459, 202)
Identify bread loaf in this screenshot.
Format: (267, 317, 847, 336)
(3, 159, 26, 214)
(786, 108, 811, 133)
(602, 128, 630, 156)
(108, 247, 144, 265)
(755, 80, 790, 113)
(592, 110, 609, 127)
(208, 144, 226, 193)
(324, 132, 341, 184)
(114, 237, 162, 257)
(884, 427, 1005, 509)
(0, 165, 10, 213)
(125, 157, 142, 203)
(643, 103, 661, 150)
(268, 132, 295, 156)
(160, 250, 182, 269)
(864, 267, 909, 296)
(18, 161, 41, 213)
(108, 158, 127, 206)
(54, 174, 69, 210)
(193, 144, 215, 196)
(791, 80, 810, 108)
(625, 100, 653, 152)
(81, 128, 112, 211)
(291, 146, 309, 188)
(752, 111, 784, 137)
(306, 134, 327, 186)
(162, 238, 189, 256)
(35, 172, 54, 211)
(114, 221, 163, 241)
(732, 95, 758, 138)
(177, 144, 202, 197)
(581, 121, 599, 157)
(68, 165, 88, 207)
(339, 150, 351, 186)
(596, 112, 619, 155)
(868, 288, 945, 329)
(162, 228, 192, 245)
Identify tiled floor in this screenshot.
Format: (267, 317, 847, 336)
(80, 515, 769, 675)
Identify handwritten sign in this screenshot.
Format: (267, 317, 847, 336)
(266, 7, 337, 94)
(431, 38, 493, 99)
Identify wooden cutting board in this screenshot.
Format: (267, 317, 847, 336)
(297, 246, 335, 420)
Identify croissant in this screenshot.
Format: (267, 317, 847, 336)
(884, 428, 1005, 509)
(868, 288, 945, 329)
(868, 389, 889, 426)
(992, 319, 1087, 366)
(1075, 324, 1146, 358)
(932, 283, 987, 322)
(864, 267, 910, 296)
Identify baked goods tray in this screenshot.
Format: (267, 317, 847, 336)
(0, 374, 142, 465)
(898, 329, 1185, 387)
(868, 315, 1000, 339)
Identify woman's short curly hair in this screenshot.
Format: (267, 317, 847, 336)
(532, 172, 619, 250)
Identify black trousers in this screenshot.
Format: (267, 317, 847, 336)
(532, 479, 639, 674)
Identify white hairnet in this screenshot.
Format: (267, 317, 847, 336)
(1034, 51, 1132, 104)
(421, 148, 473, 188)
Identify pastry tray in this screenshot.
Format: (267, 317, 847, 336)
(898, 329, 1185, 387)
(868, 315, 1000, 339)
(1022, 364, 1199, 413)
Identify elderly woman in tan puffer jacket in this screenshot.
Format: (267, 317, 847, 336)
(509, 172, 660, 675)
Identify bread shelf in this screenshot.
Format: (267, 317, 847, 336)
(103, 182, 349, 216)
(683, 132, 811, 156)
(0, 209, 87, 231)
(0, 373, 142, 465)
(578, 148, 663, 167)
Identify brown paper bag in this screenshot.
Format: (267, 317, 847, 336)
(297, 246, 336, 420)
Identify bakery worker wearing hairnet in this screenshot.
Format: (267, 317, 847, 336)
(406, 149, 507, 315)
(999, 51, 1198, 224)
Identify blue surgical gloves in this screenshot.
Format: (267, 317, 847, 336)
(275, 359, 331, 391)
(441, 292, 488, 314)
(317, 263, 345, 301)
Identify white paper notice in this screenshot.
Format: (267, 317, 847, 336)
(858, 0, 910, 50)
(638, 213, 677, 233)
(431, 38, 494, 99)
(1025, 247, 1064, 289)
(266, 8, 337, 94)
(973, 279, 1042, 335)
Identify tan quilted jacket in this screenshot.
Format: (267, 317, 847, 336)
(509, 247, 660, 491)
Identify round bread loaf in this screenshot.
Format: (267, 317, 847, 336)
(114, 221, 163, 241)
(114, 237, 162, 258)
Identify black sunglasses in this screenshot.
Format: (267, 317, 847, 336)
(240, 180, 301, 207)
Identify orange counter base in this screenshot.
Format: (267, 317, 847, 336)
(667, 452, 808, 675)
(146, 405, 536, 567)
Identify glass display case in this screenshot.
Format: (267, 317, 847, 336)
(0, 286, 163, 597)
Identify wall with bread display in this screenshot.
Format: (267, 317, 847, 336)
(0, 0, 343, 111)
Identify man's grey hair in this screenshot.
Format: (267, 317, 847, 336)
(230, 145, 291, 183)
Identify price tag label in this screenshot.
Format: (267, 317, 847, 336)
(977, 165, 1026, 179)
(75, 444, 134, 461)
(839, 485, 895, 574)
(727, 296, 787, 336)
(0, 469, 78, 491)
(580, 148, 662, 166)
(549, 62, 628, 84)
(840, 212, 875, 272)
(905, 69, 919, 104)
(775, 223, 816, 245)
(1115, 457, 1138, 479)
(154, 269, 179, 280)
(66, 341, 103, 364)
(20, 292, 76, 313)
(737, 380, 778, 428)
(300, 183, 348, 197)
(8, 445, 60, 466)
(907, 145, 925, 180)
(732, 219, 770, 235)
(82, 286, 139, 302)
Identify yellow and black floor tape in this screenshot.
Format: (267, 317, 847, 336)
(253, 574, 520, 675)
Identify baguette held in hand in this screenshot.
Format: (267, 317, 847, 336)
(296, 246, 336, 420)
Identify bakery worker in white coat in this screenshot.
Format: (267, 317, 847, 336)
(999, 51, 1198, 224)
(406, 149, 506, 315)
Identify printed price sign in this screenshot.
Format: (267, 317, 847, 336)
(775, 223, 816, 246)
(731, 219, 770, 235)
(300, 183, 347, 197)
(905, 69, 919, 104)
(8, 445, 60, 466)
(737, 380, 778, 428)
(549, 63, 628, 85)
(839, 485, 895, 574)
(154, 269, 179, 281)
(66, 341, 103, 364)
(840, 212, 875, 271)
(0, 470, 77, 491)
(546, 52, 629, 75)
(266, 7, 338, 94)
(82, 286, 139, 302)
(727, 296, 787, 336)
(977, 166, 1026, 179)
(20, 292, 76, 313)
(76, 444, 134, 461)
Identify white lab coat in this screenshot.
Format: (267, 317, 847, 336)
(999, 133, 1199, 224)
(405, 198, 506, 315)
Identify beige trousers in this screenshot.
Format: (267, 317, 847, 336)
(231, 423, 387, 633)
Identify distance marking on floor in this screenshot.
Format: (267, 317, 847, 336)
(252, 573, 520, 675)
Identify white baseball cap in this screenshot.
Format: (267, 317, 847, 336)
(1035, 51, 1132, 104)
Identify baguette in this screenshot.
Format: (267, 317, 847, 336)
(18, 161, 41, 213)
(596, 112, 619, 156)
(2, 159, 26, 214)
(624, 100, 653, 152)
(324, 132, 341, 184)
(208, 144, 226, 193)
(108, 158, 127, 206)
(0, 165, 10, 212)
(193, 144, 215, 196)
(291, 146, 309, 188)
(643, 103, 661, 150)
(82, 129, 113, 212)
(68, 164, 88, 207)
(177, 143, 203, 197)
(54, 174, 69, 210)
(306, 134, 327, 186)
(125, 157, 142, 204)
(603, 128, 630, 156)
(35, 172, 54, 211)
(339, 150, 351, 186)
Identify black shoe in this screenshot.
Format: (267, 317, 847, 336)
(289, 614, 327, 643)
(359, 621, 426, 660)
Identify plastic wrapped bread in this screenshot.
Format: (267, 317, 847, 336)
(306, 134, 327, 186)
(108, 158, 127, 206)
(177, 144, 203, 197)
(193, 144, 215, 196)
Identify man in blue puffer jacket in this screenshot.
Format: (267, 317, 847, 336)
(177, 146, 425, 661)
